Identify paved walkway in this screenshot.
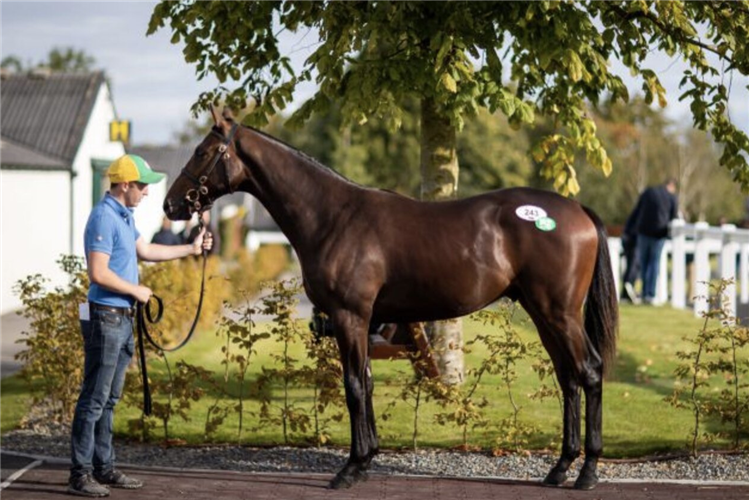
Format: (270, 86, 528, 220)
(2, 452, 749, 500)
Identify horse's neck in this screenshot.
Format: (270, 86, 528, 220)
(237, 129, 355, 248)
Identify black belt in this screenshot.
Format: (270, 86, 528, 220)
(90, 302, 134, 318)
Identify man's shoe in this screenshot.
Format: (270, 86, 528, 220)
(67, 474, 110, 497)
(624, 282, 641, 304)
(94, 470, 143, 489)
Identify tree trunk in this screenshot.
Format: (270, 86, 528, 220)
(419, 97, 464, 385)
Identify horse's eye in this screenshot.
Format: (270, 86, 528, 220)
(195, 147, 206, 158)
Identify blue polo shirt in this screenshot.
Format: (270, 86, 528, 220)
(84, 193, 141, 307)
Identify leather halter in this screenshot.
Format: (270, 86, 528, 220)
(182, 123, 239, 216)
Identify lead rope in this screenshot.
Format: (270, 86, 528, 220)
(136, 220, 208, 416)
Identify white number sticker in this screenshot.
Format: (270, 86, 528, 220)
(515, 205, 548, 222)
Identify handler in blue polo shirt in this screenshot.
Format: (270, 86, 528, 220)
(69, 154, 213, 498)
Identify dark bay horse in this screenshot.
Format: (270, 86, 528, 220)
(164, 108, 618, 490)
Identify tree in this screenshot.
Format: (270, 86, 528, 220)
(573, 97, 745, 225)
(46, 47, 96, 72)
(1, 55, 24, 73)
(1, 47, 96, 73)
(150, 1, 749, 381)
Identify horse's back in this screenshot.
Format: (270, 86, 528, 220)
(363, 187, 598, 322)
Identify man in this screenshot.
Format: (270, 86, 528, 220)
(151, 216, 182, 245)
(629, 178, 678, 305)
(69, 154, 212, 497)
(620, 209, 640, 304)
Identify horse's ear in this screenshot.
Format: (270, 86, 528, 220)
(222, 107, 235, 122)
(209, 104, 222, 126)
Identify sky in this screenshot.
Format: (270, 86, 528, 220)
(1, 1, 748, 147)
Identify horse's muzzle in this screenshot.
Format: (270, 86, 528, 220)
(163, 197, 190, 221)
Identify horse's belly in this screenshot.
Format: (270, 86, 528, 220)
(372, 274, 507, 323)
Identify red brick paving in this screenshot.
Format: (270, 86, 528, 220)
(3, 456, 749, 500)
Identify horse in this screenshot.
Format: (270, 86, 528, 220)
(164, 107, 618, 491)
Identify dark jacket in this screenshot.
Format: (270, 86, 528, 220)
(630, 185, 678, 239)
(151, 229, 182, 246)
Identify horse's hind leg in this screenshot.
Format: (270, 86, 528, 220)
(329, 309, 373, 489)
(520, 296, 591, 488)
(534, 310, 603, 490)
(575, 349, 603, 489)
(543, 368, 582, 487)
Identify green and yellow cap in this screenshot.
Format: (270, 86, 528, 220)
(107, 154, 165, 184)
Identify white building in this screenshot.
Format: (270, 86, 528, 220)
(1, 70, 165, 314)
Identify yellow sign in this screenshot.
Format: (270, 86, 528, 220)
(110, 120, 131, 144)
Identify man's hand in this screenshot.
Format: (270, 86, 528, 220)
(133, 284, 153, 304)
(192, 227, 214, 255)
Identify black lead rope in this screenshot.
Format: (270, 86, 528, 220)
(136, 246, 208, 416)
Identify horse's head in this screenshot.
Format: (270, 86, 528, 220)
(163, 106, 246, 221)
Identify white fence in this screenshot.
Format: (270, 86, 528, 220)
(609, 220, 749, 318)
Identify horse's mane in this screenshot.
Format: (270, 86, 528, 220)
(237, 123, 361, 188)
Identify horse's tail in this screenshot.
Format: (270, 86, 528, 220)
(582, 206, 619, 377)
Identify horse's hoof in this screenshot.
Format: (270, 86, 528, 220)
(573, 472, 599, 490)
(328, 469, 368, 489)
(329, 473, 353, 490)
(542, 469, 567, 487)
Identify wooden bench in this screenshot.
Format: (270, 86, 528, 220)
(310, 309, 441, 379)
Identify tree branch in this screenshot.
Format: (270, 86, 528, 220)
(605, 4, 734, 66)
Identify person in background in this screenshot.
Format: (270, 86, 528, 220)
(629, 178, 679, 305)
(150, 216, 182, 246)
(620, 209, 640, 304)
(69, 154, 213, 497)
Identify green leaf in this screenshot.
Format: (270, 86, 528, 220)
(441, 72, 458, 93)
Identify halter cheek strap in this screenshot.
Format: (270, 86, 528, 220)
(182, 122, 239, 215)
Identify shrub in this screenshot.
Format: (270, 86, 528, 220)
(217, 292, 269, 439)
(256, 279, 311, 444)
(139, 256, 228, 346)
(667, 279, 749, 454)
(13, 256, 88, 423)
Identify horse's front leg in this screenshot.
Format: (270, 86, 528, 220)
(329, 310, 372, 489)
(361, 357, 379, 469)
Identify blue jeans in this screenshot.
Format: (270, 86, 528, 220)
(70, 309, 134, 479)
(637, 235, 667, 302)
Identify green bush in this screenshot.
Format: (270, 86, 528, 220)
(13, 256, 88, 423)
(667, 279, 749, 455)
(139, 256, 228, 346)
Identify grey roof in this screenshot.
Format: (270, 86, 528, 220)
(1, 71, 105, 165)
(0, 138, 68, 169)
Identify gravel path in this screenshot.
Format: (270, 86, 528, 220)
(3, 427, 748, 483)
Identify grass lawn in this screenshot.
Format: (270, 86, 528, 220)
(0, 376, 35, 437)
(2, 303, 746, 458)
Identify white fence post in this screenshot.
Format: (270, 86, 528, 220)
(693, 222, 711, 317)
(720, 224, 738, 319)
(670, 219, 687, 309)
(608, 237, 621, 300)
(656, 241, 670, 305)
(742, 244, 749, 304)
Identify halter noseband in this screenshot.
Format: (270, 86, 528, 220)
(182, 122, 239, 218)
